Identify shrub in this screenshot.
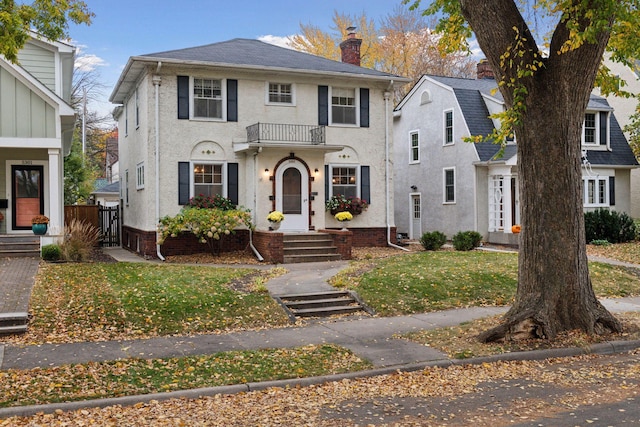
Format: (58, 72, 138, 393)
(41, 244, 62, 261)
(419, 231, 447, 251)
(584, 208, 636, 243)
(590, 239, 610, 246)
(188, 194, 235, 210)
(452, 231, 483, 251)
(60, 219, 100, 262)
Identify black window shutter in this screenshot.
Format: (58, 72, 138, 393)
(227, 163, 239, 206)
(227, 79, 238, 122)
(325, 165, 330, 202)
(177, 76, 189, 120)
(609, 176, 615, 206)
(361, 166, 371, 204)
(360, 88, 370, 128)
(599, 112, 608, 145)
(178, 162, 190, 205)
(318, 86, 329, 126)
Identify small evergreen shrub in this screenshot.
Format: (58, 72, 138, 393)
(589, 239, 610, 246)
(452, 231, 483, 251)
(419, 231, 447, 251)
(584, 208, 636, 243)
(41, 244, 62, 261)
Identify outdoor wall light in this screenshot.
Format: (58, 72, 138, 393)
(264, 168, 269, 173)
(314, 168, 319, 174)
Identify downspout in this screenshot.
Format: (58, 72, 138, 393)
(153, 63, 165, 261)
(249, 148, 264, 261)
(384, 84, 409, 252)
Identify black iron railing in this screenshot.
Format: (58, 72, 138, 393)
(246, 123, 326, 145)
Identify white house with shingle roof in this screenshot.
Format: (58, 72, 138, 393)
(393, 67, 638, 245)
(110, 36, 409, 260)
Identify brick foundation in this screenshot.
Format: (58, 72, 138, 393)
(122, 226, 250, 259)
(319, 229, 352, 260)
(252, 231, 284, 264)
(326, 227, 396, 247)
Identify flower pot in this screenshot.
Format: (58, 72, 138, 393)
(32, 223, 47, 235)
(269, 221, 281, 231)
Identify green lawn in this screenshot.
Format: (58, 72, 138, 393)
(26, 262, 290, 343)
(0, 344, 371, 408)
(332, 251, 640, 316)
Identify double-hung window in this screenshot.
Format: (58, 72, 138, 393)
(193, 163, 224, 197)
(583, 177, 608, 207)
(444, 110, 454, 145)
(583, 112, 597, 145)
(331, 87, 357, 125)
(331, 166, 357, 198)
(443, 168, 456, 203)
(268, 83, 293, 104)
(193, 78, 223, 119)
(136, 162, 144, 190)
(409, 131, 420, 163)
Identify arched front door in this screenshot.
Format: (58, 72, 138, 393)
(275, 160, 309, 232)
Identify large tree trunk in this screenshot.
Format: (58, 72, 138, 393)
(458, 0, 622, 341)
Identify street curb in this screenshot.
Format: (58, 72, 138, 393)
(1, 339, 639, 419)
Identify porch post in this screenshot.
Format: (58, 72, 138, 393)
(48, 148, 63, 234)
(504, 173, 513, 233)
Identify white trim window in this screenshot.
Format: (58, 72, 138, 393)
(192, 162, 225, 198)
(330, 166, 358, 198)
(267, 82, 294, 105)
(488, 175, 505, 231)
(583, 176, 608, 207)
(193, 78, 223, 119)
(135, 88, 140, 128)
(409, 131, 420, 163)
(331, 87, 357, 125)
(136, 162, 144, 190)
(125, 169, 129, 206)
(443, 167, 456, 203)
(444, 110, 454, 145)
(583, 112, 598, 145)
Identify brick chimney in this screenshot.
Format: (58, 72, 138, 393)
(340, 26, 362, 66)
(476, 58, 495, 79)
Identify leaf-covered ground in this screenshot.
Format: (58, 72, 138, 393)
(3, 350, 639, 426)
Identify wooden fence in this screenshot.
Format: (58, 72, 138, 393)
(64, 205, 120, 247)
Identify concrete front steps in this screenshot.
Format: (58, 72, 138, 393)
(282, 233, 341, 263)
(0, 235, 40, 258)
(275, 290, 373, 321)
(0, 312, 29, 335)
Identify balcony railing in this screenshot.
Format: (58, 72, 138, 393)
(246, 123, 326, 145)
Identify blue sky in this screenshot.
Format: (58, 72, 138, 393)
(69, 0, 407, 118)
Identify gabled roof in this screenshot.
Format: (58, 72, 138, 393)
(110, 38, 409, 103)
(401, 74, 635, 165)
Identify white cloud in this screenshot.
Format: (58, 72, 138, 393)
(75, 54, 108, 72)
(258, 35, 295, 49)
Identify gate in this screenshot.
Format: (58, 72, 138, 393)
(98, 205, 120, 247)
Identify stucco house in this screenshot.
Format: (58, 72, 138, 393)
(110, 34, 409, 261)
(0, 34, 75, 242)
(393, 63, 639, 245)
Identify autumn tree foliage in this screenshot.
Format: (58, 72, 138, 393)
(0, 0, 92, 63)
(289, 5, 475, 100)
(408, 0, 640, 341)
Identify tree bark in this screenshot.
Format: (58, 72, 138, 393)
(458, 0, 622, 341)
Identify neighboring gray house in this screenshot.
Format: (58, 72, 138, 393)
(0, 34, 76, 242)
(393, 67, 639, 245)
(110, 36, 409, 260)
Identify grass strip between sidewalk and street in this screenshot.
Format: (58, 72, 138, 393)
(0, 344, 371, 408)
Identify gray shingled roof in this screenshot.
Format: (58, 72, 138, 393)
(111, 38, 409, 103)
(428, 75, 634, 165)
(140, 38, 399, 78)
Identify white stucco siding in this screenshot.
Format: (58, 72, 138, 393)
(118, 64, 394, 233)
(393, 78, 478, 240)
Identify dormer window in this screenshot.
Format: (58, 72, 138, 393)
(582, 111, 609, 147)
